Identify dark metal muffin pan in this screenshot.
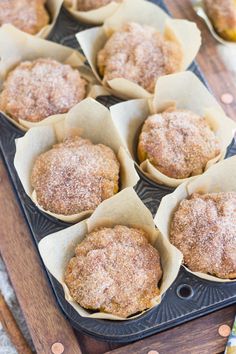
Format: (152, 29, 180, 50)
(0, 0, 235, 343)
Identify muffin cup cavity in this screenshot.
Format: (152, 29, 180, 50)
(14, 97, 139, 223)
(38, 187, 183, 320)
(64, 0, 121, 25)
(154, 155, 236, 282)
(109, 71, 236, 187)
(76, 0, 201, 100)
(0, 25, 99, 130)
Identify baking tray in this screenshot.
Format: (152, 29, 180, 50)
(0, 0, 236, 344)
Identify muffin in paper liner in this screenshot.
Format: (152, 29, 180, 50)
(109, 71, 236, 187)
(38, 187, 183, 320)
(0, 0, 63, 38)
(203, 0, 236, 42)
(0, 24, 97, 131)
(14, 97, 139, 223)
(76, 0, 201, 100)
(154, 156, 236, 283)
(64, 0, 121, 25)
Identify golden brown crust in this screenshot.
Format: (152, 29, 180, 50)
(0, 58, 87, 123)
(31, 136, 120, 215)
(0, 0, 49, 35)
(203, 0, 236, 40)
(97, 22, 182, 93)
(65, 225, 162, 317)
(170, 192, 236, 279)
(138, 108, 220, 179)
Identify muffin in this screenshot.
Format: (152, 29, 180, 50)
(137, 108, 221, 179)
(0, 58, 87, 123)
(0, 0, 49, 35)
(31, 136, 120, 215)
(77, 0, 120, 11)
(170, 192, 236, 279)
(204, 0, 236, 41)
(97, 22, 182, 93)
(65, 225, 162, 317)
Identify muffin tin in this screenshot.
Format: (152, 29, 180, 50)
(0, 0, 235, 343)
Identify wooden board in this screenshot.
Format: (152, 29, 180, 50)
(105, 305, 236, 354)
(167, 0, 236, 121)
(0, 0, 236, 353)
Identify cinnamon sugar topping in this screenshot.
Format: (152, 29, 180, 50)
(0, 0, 49, 34)
(138, 108, 220, 179)
(65, 225, 162, 317)
(0, 58, 87, 123)
(97, 22, 182, 93)
(170, 192, 236, 279)
(31, 136, 120, 215)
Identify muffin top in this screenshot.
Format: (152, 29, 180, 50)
(77, 0, 120, 11)
(31, 136, 120, 215)
(204, 0, 236, 33)
(65, 225, 162, 317)
(0, 58, 87, 123)
(0, 0, 49, 35)
(97, 22, 182, 93)
(138, 108, 220, 179)
(170, 192, 236, 279)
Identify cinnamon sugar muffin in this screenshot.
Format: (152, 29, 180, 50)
(170, 192, 236, 279)
(0, 0, 49, 35)
(65, 225, 162, 317)
(77, 0, 120, 11)
(97, 22, 182, 93)
(31, 136, 120, 215)
(0, 58, 87, 123)
(204, 0, 236, 41)
(138, 108, 220, 179)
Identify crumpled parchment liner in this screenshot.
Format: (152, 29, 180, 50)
(14, 97, 139, 223)
(0, 24, 98, 131)
(64, 0, 121, 25)
(76, 0, 202, 99)
(38, 187, 183, 320)
(154, 156, 236, 282)
(109, 71, 236, 187)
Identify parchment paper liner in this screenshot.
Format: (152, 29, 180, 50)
(64, 0, 121, 25)
(38, 187, 183, 320)
(76, 0, 201, 100)
(109, 71, 236, 187)
(14, 98, 139, 223)
(154, 156, 236, 283)
(35, 0, 63, 38)
(0, 24, 97, 131)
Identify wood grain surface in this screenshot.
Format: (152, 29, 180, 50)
(0, 293, 32, 354)
(0, 0, 236, 354)
(105, 305, 236, 354)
